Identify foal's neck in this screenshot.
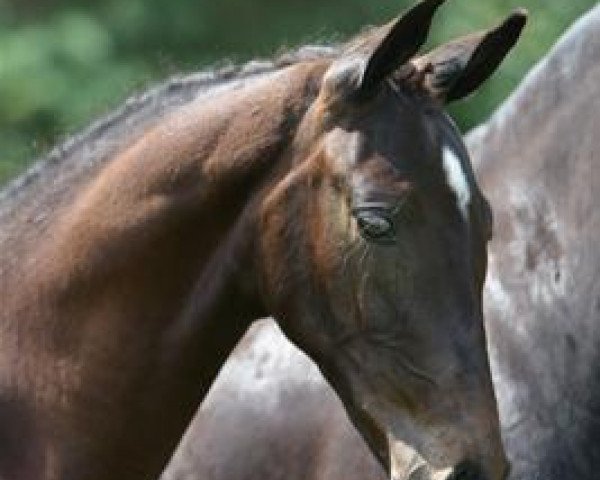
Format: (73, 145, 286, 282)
(52, 61, 323, 363)
(10, 61, 325, 479)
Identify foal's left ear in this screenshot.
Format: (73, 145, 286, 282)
(322, 0, 446, 104)
(358, 0, 447, 95)
(413, 9, 528, 103)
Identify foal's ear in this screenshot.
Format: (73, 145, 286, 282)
(413, 9, 527, 103)
(321, 0, 446, 104)
(359, 0, 447, 95)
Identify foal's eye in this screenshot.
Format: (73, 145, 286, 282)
(354, 210, 395, 244)
(357, 213, 393, 238)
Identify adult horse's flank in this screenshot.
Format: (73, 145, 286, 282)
(0, 1, 525, 479)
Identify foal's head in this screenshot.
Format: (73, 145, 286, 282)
(259, 1, 526, 479)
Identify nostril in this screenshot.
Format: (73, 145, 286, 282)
(502, 460, 512, 480)
(448, 461, 486, 480)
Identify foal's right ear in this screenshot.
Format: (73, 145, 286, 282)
(413, 9, 528, 103)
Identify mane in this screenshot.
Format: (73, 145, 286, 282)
(0, 45, 338, 243)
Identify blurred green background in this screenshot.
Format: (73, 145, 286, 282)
(0, 0, 596, 185)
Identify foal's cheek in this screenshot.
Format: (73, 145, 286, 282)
(312, 184, 361, 261)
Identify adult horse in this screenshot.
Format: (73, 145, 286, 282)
(0, 1, 526, 479)
(163, 5, 600, 480)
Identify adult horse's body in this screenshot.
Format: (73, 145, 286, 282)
(472, 6, 600, 476)
(0, 1, 525, 479)
(163, 5, 600, 480)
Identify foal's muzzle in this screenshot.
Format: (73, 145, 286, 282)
(447, 461, 486, 480)
(446, 459, 510, 480)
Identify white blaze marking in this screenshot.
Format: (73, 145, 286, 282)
(442, 146, 471, 219)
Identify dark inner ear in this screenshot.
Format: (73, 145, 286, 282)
(417, 10, 527, 103)
(446, 10, 527, 102)
(358, 0, 446, 97)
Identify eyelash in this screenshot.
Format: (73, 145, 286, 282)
(397, 196, 421, 225)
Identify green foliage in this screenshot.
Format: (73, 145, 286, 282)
(0, 0, 597, 184)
